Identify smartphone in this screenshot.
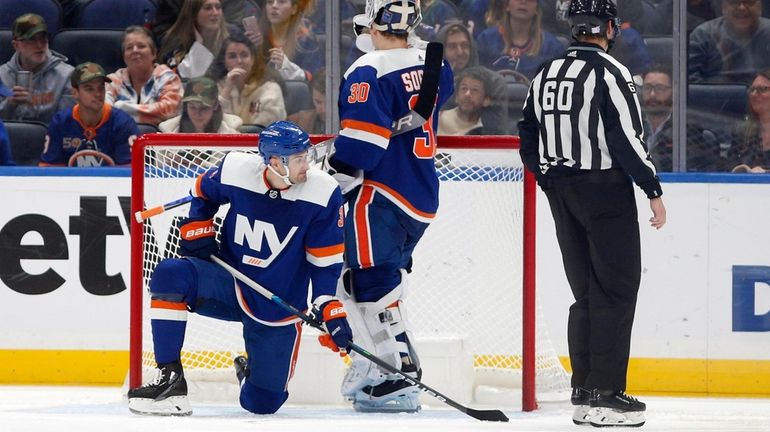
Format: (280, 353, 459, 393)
(242, 15, 259, 34)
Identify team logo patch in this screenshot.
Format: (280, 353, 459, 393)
(269, 190, 279, 199)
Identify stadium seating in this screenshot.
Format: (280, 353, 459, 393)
(0, 30, 12, 64)
(238, 124, 264, 134)
(51, 29, 124, 74)
(4, 120, 47, 166)
(644, 36, 673, 68)
(0, 0, 62, 35)
(688, 83, 748, 124)
(506, 81, 529, 131)
(283, 80, 314, 116)
(74, 0, 157, 29)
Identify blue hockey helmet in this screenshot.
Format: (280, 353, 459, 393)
(258, 120, 311, 165)
(568, 0, 620, 39)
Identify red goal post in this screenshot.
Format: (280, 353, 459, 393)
(129, 134, 568, 411)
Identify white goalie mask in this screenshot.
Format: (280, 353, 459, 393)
(353, 0, 422, 53)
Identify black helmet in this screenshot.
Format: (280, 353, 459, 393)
(568, 0, 620, 39)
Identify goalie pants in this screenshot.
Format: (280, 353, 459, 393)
(543, 169, 641, 391)
(149, 257, 301, 414)
(344, 185, 429, 302)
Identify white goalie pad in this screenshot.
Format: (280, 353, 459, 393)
(338, 270, 419, 397)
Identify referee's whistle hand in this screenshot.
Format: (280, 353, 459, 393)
(649, 197, 666, 230)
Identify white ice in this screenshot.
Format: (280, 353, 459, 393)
(1, 386, 769, 432)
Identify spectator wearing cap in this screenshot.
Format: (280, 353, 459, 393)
(0, 13, 75, 123)
(106, 26, 183, 127)
(436, 21, 479, 75)
(40, 62, 139, 167)
(159, 76, 242, 132)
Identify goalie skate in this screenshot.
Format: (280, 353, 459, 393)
(571, 387, 592, 426)
(352, 378, 421, 413)
(588, 390, 646, 427)
(127, 362, 191, 416)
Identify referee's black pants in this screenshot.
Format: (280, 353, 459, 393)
(543, 169, 641, 391)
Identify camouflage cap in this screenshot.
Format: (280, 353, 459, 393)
(71, 62, 112, 87)
(12, 14, 48, 40)
(182, 77, 218, 107)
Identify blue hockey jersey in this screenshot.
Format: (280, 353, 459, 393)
(334, 47, 454, 222)
(189, 152, 345, 325)
(40, 104, 137, 166)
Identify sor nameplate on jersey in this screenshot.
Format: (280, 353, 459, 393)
(402, 69, 424, 92)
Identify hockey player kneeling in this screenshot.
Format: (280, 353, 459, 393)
(328, 0, 454, 414)
(127, 121, 352, 416)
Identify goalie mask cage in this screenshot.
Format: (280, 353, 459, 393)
(129, 134, 569, 411)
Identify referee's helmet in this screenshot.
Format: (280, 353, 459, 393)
(568, 0, 620, 39)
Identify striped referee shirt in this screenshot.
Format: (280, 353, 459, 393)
(518, 42, 662, 199)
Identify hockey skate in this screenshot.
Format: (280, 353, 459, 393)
(351, 364, 421, 413)
(571, 387, 592, 426)
(127, 361, 191, 416)
(233, 355, 250, 384)
(588, 390, 646, 427)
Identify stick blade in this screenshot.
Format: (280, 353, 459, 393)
(466, 408, 509, 422)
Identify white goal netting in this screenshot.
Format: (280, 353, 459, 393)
(129, 134, 570, 408)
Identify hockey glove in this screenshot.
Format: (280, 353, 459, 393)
(178, 218, 218, 260)
(320, 147, 362, 195)
(314, 299, 353, 357)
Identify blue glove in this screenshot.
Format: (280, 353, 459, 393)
(178, 218, 218, 260)
(315, 299, 353, 356)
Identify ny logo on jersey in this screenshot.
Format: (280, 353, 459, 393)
(233, 214, 298, 268)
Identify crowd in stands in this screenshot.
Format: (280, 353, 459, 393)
(0, 0, 768, 173)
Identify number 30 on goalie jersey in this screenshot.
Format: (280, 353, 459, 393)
(333, 48, 454, 221)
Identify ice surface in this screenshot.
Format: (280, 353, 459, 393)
(1, 386, 768, 432)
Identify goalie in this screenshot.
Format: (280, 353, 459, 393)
(323, 0, 454, 414)
(128, 121, 352, 416)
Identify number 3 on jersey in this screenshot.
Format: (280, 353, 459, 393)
(347, 82, 370, 103)
(408, 94, 436, 159)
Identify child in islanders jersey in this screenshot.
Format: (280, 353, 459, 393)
(324, 0, 454, 413)
(128, 121, 353, 416)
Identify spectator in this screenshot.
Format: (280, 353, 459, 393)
(458, 0, 489, 36)
(41, 62, 138, 167)
(153, 0, 245, 44)
(476, 0, 565, 81)
(262, 0, 323, 81)
(305, 67, 325, 134)
(438, 66, 505, 135)
(208, 34, 286, 127)
(0, 14, 75, 123)
(640, 64, 725, 171)
(159, 76, 242, 133)
(158, 0, 231, 79)
(730, 68, 770, 172)
(304, 0, 357, 34)
(421, 0, 460, 31)
(0, 118, 14, 165)
(689, 0, 770, 84)
(688, 0, 719, 34)
(106, 26, 183, 127)
(436, 21, 479, 74)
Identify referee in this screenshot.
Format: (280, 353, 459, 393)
(518, 0, 666, 428)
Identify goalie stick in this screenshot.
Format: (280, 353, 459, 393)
(210, 254, 509, 423)
(134, 43, 445, 222)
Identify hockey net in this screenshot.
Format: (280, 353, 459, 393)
(129, 134, 570, 410)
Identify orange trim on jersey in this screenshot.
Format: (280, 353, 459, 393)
(306, 244, 344, 258)
(150, 299, 187, 310)
(340, 119, 392, 140)
(73, 104, 112, 141)
(38, 162, 66, 167)
(286, 322, 303, 387)
(354, 185, 375, 268)
(236, 284, 308, 324)
(193, 174, 207, 199)
(363, 179, 436, 220)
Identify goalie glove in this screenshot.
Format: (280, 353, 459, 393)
(178, 218, 218, 260)
(312, 299, 353, 357)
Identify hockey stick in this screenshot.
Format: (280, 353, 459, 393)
(134, 194, 194, 223)
(311, 41, 445, 163)
(210, 254, 509, 422)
